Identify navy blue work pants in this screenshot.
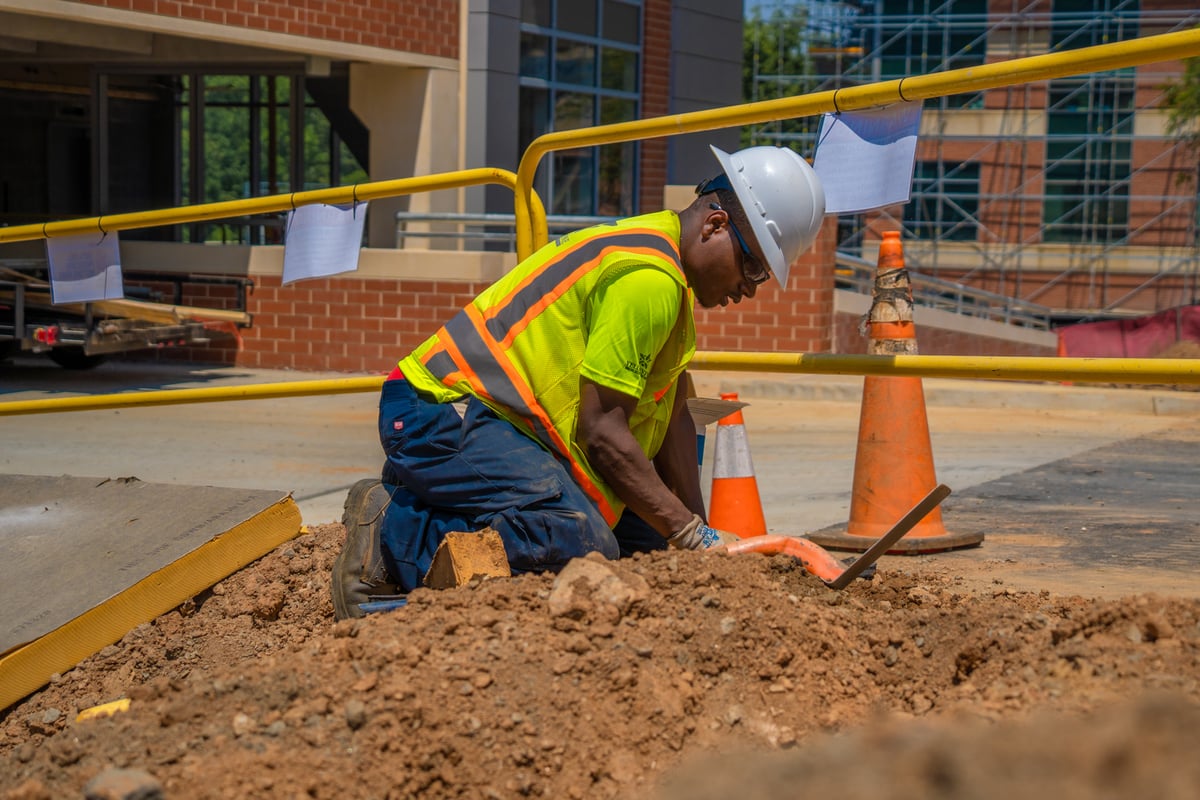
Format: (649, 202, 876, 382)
(376, 378, 666, 592)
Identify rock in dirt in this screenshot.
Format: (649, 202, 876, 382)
(83, 768, 163, 800)
(546, 553, 650, 624)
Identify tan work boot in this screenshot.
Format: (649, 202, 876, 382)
(331, 479, 400, 619)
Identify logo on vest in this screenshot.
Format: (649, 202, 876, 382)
(624, 352, 652, 380)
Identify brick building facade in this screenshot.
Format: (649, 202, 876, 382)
(1, 1, 1053, 373)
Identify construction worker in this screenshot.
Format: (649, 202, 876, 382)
(332, 145, 825, 619)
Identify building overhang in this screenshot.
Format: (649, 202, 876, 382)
(0, 0, 457, 71)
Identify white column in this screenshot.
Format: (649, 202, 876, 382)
(350, 64, 460, 249)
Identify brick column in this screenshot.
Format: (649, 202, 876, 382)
(639, 0, 671, 213)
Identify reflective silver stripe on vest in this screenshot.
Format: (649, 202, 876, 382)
(484, 231, 680, 344)
(434, 311, 560, 454)
(424, 350, 457, 382)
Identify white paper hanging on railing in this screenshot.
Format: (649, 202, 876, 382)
(282, 202, 366, 285)
(813, 101, 922, 214)
(45, 232, 124, 304)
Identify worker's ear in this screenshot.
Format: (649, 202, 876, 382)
(701, 204, 728, 239)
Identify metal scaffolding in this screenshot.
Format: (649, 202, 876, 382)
(746, 0, 1200, 318)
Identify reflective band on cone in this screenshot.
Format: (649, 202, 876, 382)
(707, 392, 767, 538)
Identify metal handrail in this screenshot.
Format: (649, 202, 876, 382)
(0, 168, 548, 246)
(834, 252, 1055, 330)
(513, 26, 1200, 259)
(394, 212, 616, 250)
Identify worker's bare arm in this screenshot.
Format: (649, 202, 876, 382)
(652, 373, 706, 521)
(577, 377, 695, 538)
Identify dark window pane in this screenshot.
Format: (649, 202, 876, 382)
(598, 98, 636, 216)
(555, 39, 596, 87)
(305, 103, 330, 188)
(597, 142, 634, 216)
(905, 161, 979, 242)
(204, 76, 251, 202)
(522, 0, 551, 27)
(554, 91, 595, 131)
(557, 0, 597, 36)
(601, 48, 637, 93)
(603, 0, 639, 45)
(1045, 69, 1133, 241)
(339, 139, 366, 185)
(600, 96, 635, 125)
(552, 149, 595, 215)
(519, 87, 550, 153)
(1051, 0, 1139, 48)
(880, 57, 908, 78)
(955, 0, 988, 13)
(521, 33, 551, 79)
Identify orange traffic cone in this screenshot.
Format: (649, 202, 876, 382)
(807, 231, 982, 554)
(1057, 331, 1072, 386)
(707, 393, 767, 538)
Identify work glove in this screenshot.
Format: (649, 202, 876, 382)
(668, 514, 739, 550)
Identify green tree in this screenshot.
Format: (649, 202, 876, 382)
(742, 4, 819, 152)
(1163, 52, 1200, 165)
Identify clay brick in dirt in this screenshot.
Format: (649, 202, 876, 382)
(2, 523, 1198, 799)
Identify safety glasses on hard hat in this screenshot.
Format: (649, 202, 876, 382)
(697, 175, 772, 285)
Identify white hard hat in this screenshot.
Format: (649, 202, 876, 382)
(708, 145, 826, 286)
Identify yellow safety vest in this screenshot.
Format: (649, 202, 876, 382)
(400, 211, 696, 525)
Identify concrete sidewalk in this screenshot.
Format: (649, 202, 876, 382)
(1, 358, 383, 526)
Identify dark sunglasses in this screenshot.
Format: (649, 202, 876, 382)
(697, 173, 771, 285)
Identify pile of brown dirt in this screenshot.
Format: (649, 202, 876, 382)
(2, 523, 1199, 799)
(1155, 340, 1200, 360)
(1155, 340, 1200, 390)
(1100, 338, 1200, 391)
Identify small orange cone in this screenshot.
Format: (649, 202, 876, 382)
(1057, 331, 1072, 386)
(807, 231, 982, 554)
(707, 393, 767, 538)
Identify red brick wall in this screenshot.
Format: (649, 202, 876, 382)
(638, 0, 671, 213)
(932, 268, 1200, 316)
(177, 276, 485, 372)
(133, 275, 480, 371)
(72, 0, 458, 59)
(1129, 138, 1198, 248)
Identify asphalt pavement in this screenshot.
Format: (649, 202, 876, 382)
(3, 355, 1198, 598)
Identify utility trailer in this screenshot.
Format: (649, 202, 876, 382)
(1, 261, 253, 369)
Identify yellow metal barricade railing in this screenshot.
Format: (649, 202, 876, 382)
(513, 26, 1200, 259)
(687, 352, 1200, 384)
(3, 353, 1199, 416)
(0, 167, 546, 245)
(0, 376, 387, 416)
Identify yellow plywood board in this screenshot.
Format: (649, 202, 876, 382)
(0, 475, 301, 711)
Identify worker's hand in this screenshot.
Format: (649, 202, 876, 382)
(668, 514, 739, 550)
